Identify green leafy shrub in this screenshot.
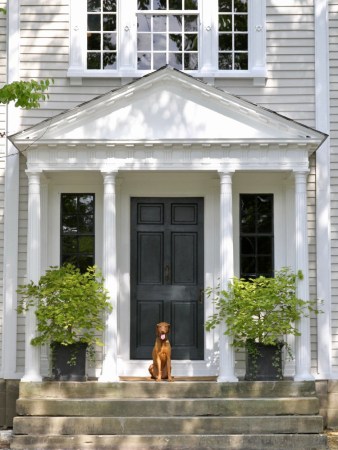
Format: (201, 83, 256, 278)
(205, 267, 319, 353)
(17, 264, 112, 347)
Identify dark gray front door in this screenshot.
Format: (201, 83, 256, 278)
(130, 197, 204, 360)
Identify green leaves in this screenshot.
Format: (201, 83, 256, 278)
(205, 267, 320, 350)
(17, 264, 112, 347)
(0, 79, 53, 109)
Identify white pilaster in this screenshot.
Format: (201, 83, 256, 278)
(294, 171, 314, 381)
(1, 0, 21, 380)
(99, 171, 119, 382)
(217, 171, 238, 382)
(67, 0, 86, 78)
(21, 171, 43, 382)
(200, 0, 217, 73)
(315, 0, 332, 380)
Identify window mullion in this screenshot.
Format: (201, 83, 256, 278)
(119, 0, 137, 72)
(68, 0, 86, 77)
(166, 13, 169, 66)
(199, 0, 217, 74)
(100, 6, 103, 71)
(249, 0, 266, 78)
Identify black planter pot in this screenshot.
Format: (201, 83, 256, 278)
(245, 341, 284, 381)
(51, 342, 88, 381)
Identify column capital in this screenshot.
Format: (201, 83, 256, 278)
(25, 169, 43, 175)
(218, 170, 234, 179)
(293, 170, 309, 180)
(219, 172, 234, 193)
(101, 169, 118, 179)
(25, 170, 43, 182)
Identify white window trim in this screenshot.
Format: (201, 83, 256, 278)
(68, 0, 266, 82)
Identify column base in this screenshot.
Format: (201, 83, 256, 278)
(21, 374, 43, 382)
(98, 355, 119, 382)
(98, 374, 119, 382)
(217, 375, 239, 383)
(293, 373, 315, 381)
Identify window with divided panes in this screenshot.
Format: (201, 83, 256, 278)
(60, 194, 95, 273)
(240, 194, 274, 279)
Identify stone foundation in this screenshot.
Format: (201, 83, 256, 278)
(0, 380, 19, 428)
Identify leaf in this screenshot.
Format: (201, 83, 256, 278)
(0, 79, 54, 109)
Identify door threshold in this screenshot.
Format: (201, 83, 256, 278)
(119, 376, 217, 382)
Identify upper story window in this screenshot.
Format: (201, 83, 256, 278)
(87, 0, 117, 70)
(218, 0, 248, 70)
(136, 0, 199, 71)
(68, 0, 266, 81)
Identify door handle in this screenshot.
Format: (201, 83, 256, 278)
(199, 289, 204, 304)
(165, 265, 170, 282)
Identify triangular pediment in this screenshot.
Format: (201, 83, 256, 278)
(10, 67, 326, 147)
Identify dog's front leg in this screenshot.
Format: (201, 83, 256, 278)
(156, 355, 162, 381)
(167, 355, 173, 382)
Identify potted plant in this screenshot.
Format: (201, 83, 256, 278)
(17, 264, 112, 381)
(205, 268, 319, 380)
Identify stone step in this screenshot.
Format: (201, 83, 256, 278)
(16, 396, 320, 417)
(11, 381, 327, 450)
(18, 380, 317, 399)
(9, 433, 329, 450)
(13, 415, 324, 435)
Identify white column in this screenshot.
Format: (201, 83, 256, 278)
(21, 171, 43, 382)
(99, 171, 119, 382)
(294, 171, 314, 381)
(217, 171, 238, 382)
(315, 0, 332, 379)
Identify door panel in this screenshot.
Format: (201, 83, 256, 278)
(138, 233, 163, 284)
(172, 233, 197, 284)
(130, 197, 204, 360)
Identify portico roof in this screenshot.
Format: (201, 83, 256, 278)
(10, 66, 327, 148)
(8, 67, 327, 173)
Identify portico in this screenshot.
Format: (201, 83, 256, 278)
(8, 67, 326, 382)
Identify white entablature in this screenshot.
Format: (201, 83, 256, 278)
(9, 67, 327, 168)
(22, 144, 315, 174)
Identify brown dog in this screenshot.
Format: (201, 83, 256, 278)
(148, 322, 173, 382)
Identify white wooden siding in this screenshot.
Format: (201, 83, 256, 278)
(329, 0, 338, 371)
(0, 1, 6, 372)
(16, 155, 28, 373)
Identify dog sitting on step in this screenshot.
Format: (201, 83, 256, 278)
(148, 322, 173, 382)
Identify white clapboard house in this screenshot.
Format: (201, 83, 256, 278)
(0, 0, 337, 424)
